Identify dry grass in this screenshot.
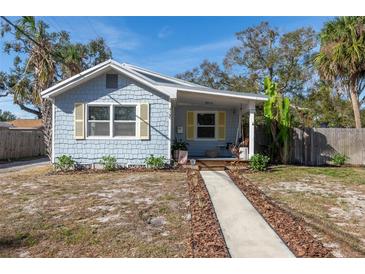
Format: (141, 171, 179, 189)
(0, 166, 191, 257)
(244, 166, 365, 257)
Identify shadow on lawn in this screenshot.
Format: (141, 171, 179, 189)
(0, 232, 38, 250)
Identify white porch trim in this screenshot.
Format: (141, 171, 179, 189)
(248, 102, 255, 159)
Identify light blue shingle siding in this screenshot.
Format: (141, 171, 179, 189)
(53, 72, 170, 165)
(174, 105, 239, 157)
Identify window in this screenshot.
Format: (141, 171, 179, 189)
(114, 106, 136, 136)
(88, 106, 110, 136)
(197, 113, 215, 139)
(106, 74, 118, 89)
(87, 104, 137, 138)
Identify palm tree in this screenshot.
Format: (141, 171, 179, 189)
(10, 16, 58, 157)
(314, 16, 365, 128)
(15, 17, 57, 106)
(1, 16, 112, 158)
(58, 38, 112, 78)
(60, 43, 86, 78)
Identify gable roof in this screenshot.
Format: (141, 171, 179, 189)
(41, 59, 267, 102)
(122, 63, 206, 88)
(41, 60, 176, 99)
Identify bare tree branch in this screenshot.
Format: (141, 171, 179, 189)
(0, 91, 9, 97)
(19, 103, 41, 117)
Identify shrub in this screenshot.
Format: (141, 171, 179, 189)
(171, 139, 189, 151)
(145, 154, 166, 169)
(249, 153, 270, 171)
(54, 155, 75, 171)
(100, 155, 118, 171)
(331, 153, 347, 166)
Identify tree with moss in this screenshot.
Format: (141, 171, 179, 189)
(224, 22, 317, 96)
(177, 22, 317, 99)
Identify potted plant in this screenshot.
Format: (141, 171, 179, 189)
(171, 139, 189, 164)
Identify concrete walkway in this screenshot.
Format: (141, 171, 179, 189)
(0, 157, 49, 173)
(200, 170, 295, 258)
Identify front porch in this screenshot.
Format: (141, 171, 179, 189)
(171, 89, 259, 160)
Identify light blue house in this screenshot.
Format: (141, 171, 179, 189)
(41, 60, 267, 166)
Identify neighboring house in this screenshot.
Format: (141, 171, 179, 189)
(0, 122, 12, 128)
(9, 119, 43, 129)
(41, 59, 267, 165)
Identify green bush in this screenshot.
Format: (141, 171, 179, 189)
(171, 139, 189, 151)
(249, 153, 270, 171)
(54, 155, 75, 171)
(145, 154, 166, 169)
(331, 153, 347, 166)
(100, 155, 118, 171)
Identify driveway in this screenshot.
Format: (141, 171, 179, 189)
(0, 157, 49, 173)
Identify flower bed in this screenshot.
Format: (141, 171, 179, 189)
(186, 169, 229, 257)
(228, 170, 332, 258)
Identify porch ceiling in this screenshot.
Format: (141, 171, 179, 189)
(176, 90, 253, 108)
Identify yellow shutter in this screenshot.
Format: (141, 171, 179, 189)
(74, 103, 85, 139)
(139, 103, 150, 140)
(186, 111, 195, 140)
(217, 111, 226, 140)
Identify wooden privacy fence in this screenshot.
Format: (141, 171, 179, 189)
(255, 127, 365, 166)
(0, 127, 46, 160)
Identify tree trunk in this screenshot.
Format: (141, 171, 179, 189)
(269, 121, 282, 163)
(282, 132, 290, 165)
(41, 99, 53, 160)
(349, 85, 362, 128)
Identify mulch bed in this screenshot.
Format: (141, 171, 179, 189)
(186, 169, 230, 258)
(49, 167, 185, 175)
(228, 170, 333, 258)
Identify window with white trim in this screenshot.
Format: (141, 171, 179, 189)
(196, 112, 215, 139)
(113, 106, 136, 136)
(87, 105, 137, 137)
(87, 106, 110, 136)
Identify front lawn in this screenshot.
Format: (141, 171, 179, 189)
(245, 166, 365, 257)
(0, 166, 191, 257)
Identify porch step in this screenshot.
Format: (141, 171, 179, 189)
(199, 165, 227, 171)
(195, 159, 248, 171)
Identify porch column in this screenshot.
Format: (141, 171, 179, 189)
(248, 103, 255, 159)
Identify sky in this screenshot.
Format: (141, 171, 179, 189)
(0, 16, 331, 119)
